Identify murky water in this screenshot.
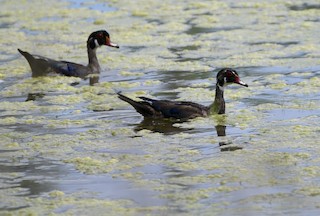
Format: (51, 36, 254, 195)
(1, 0, 320, 215)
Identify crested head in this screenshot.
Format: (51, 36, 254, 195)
(216, 68, 248, 89)
(87, 30, 119, 50)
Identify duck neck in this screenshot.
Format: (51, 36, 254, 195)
(87, 46, 101, 74)
(209, 84, 225, 114)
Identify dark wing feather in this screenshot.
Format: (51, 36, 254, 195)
(119, 93, 209, 119)
(154, 101, 208, 119)
(52, 61, 87, 78)
(140, 97, 209, 119)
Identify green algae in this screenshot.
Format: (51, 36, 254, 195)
(0, 190, 155, 216)
(64, 157, 119, 174)
(0, 77, 79, 97)
(119, 71, 144, 77)
(45, 94, 85, 105)
(297, 186, 320, 197)
(1, 0, 320, 215)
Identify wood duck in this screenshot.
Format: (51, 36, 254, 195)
(118, 68, 248, 119)
(18, 30, 119, 79)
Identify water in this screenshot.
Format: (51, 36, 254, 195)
(0, 0, 320, 215)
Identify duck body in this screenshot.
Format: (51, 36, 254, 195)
(118, 68, 248, 120)
(18, 30, 119, 79)
(18, 49, 90, 78)
(118, 93, 209, 119)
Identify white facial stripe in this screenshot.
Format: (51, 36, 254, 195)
(229, 71, 237, 78)
(224, 77, 228, 86)
(94, 39, 99, 47)
(234, 73, 239, 79)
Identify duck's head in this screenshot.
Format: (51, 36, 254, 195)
(216, 68, 248, 89)
(87, 30, 119, 50)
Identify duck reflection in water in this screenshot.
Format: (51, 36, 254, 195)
(25, 92, 46, 101)
(133, 117, 242, 151)
(133, 118, 192, 135)
(215, 125, 243, 151)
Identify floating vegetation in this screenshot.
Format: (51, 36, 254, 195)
(0, 0, 319, 215)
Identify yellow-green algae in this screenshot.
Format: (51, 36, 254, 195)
(1, 0, 320, 215)
(1, 190, 166, 216)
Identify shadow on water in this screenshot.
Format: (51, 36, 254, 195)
(185, 25, 242, 35)
(133, 117, 242, 152)
(133, 118, 192, 135)
(288, 3, 320, 11)
(0, 156, 63, 210)
(25, 92, 46, 101)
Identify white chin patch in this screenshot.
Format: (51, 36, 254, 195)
(94, 39, 100, 47)
(218, 85, 225, 91)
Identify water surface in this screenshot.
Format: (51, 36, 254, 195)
(0, 0, 320, 215)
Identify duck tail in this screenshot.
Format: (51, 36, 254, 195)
(117, 93, 139, 106)
(18, 48, 30, 58)
(117, 92, 156, 117)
